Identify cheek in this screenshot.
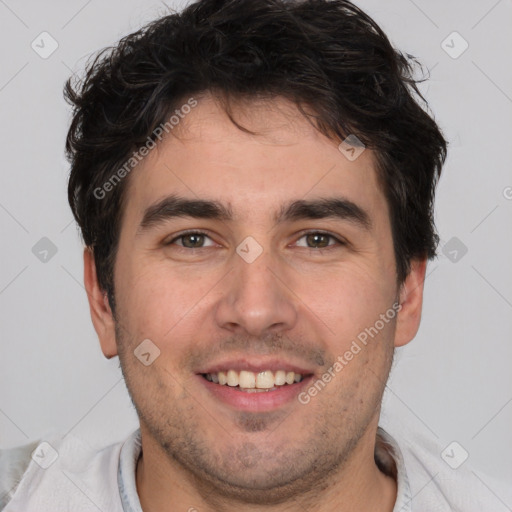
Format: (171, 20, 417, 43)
(115, 257, 216, 346)
(300, 268, 397, 381)
(311, 262, 396, 332)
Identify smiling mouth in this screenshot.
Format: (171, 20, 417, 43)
(201, 369, 310, 392)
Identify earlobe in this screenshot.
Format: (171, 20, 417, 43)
(83, 248, 118, 358)
(394, 258, 428, 348)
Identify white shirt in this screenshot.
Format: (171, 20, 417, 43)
(1, 426, 510, 511)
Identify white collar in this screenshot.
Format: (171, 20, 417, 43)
(117, 427, 412, 512)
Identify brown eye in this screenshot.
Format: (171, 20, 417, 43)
(295, 232, 343, 250)
(305, 233, 331, 248)
(166, 231, 215, 249)
(180, 233, 205, 248)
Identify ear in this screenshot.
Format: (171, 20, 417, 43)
(394, 258, 428, 348)
(83, 247, 118, 358)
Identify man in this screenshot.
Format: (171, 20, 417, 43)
(0, 0, 508, 510)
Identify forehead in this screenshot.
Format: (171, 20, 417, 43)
(121, 95, 388, 229)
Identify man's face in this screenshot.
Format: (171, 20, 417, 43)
(102, 95, 412, 500)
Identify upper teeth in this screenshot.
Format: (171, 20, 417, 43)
(205, 370, 304, 389)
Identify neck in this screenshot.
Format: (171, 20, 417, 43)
(135, 425, 397, 512)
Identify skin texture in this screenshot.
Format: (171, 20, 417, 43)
(84, 94, 427, 512)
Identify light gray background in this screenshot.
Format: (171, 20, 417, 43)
(0, 0, 511, 501)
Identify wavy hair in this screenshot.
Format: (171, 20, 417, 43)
(64, 0, 447, 312)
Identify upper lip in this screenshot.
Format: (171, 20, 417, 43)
(196, 357, 316, 376)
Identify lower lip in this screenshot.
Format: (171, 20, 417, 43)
(197, 374, 314, 412)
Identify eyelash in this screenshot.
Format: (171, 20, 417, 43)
(165, 230, 346, 252)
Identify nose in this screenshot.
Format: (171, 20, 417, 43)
(214, 245, 298, 337)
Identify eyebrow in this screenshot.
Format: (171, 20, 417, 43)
(137, 194, 372, 234)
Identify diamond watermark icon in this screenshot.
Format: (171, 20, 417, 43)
(441, 441, 469, 469)
(134, 338, 161, 366)
(31, 32, 59, 59)
(236, 236, 263, 263)
(442, 236, 468, 263)
(338, 134, 366, 161)
(32, 237, 58, 263)
(441, 31, 468, 59)
(31, 441, 59, 469)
